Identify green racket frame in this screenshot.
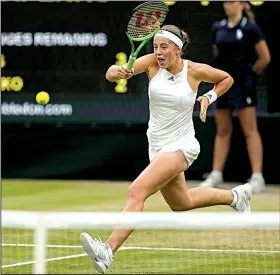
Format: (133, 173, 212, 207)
(125, 2, 169, 71)
(126, 29, 160, 70)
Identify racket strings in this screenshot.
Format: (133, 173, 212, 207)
(127, 2, 168, 39)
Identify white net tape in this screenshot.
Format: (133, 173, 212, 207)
(2, 210, 280, 274)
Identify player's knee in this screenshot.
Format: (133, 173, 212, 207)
(168, 199, 194, 212)
(127, 184, 147, 203)
(170, 204, 192, 212)
(171, 206, 185, 212)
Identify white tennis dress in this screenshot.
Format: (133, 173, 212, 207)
(147, 59, 200, 167)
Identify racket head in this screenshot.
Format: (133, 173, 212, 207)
(126, 1, 169, 42)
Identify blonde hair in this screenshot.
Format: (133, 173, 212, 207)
(244, 2, 256, 23)
(160, 25, 190, 54)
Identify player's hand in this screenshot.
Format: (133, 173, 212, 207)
(196, 96, 210, 123)
(117, 65, 134, 80)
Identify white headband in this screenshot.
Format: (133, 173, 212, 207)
(154, 30, 183, 49)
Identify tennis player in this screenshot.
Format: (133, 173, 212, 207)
(80, 24, 252, 274)
(200, 2, 271, 193)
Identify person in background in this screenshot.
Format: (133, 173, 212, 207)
(200, 1, 271, 193)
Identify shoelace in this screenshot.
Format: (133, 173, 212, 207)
(97, 235, 103, 243)
(96, 235, 114, 262)
(233, 197, 248, 212)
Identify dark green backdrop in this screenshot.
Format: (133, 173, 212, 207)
(2, 116, 280, 184)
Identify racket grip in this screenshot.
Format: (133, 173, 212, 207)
(127, 56, 136, 71)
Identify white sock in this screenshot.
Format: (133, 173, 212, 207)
(211, 170, 222, 178)
(252, 172, 263, 178)
(230, 190, 238, 207)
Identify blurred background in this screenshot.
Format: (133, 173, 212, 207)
(1, 0, 279, 184)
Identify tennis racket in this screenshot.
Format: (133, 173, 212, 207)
(126, 1, 169, 71)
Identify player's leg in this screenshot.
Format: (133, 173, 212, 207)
(106, 151, 187, 252)
(200, 108, 232, 187)
(161, 171, 251, 211)
(80, 150, 187, 273)
(238, 106, 265, 193)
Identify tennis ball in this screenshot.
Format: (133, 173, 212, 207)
(250, 2, 264, 6)
(164, 2, 176, 6)
(200, 1, 210, 6)
(36, 91, 50, 105)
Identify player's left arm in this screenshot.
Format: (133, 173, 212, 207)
(192, 62, 234, 122)
(193, 63, 234, 98)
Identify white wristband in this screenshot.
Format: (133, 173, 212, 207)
(202, 90, 218, 105)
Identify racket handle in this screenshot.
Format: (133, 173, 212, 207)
(127, 56, 136, 71)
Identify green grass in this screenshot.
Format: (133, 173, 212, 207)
(2, 179, 280, 274)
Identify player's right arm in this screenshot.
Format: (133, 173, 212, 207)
(105, 54, 157, 82)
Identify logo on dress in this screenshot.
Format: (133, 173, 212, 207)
(168, 76, 175, 81)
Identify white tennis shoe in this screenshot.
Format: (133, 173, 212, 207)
(80, 232, 113, 274)
(231, 183, 252, 213)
